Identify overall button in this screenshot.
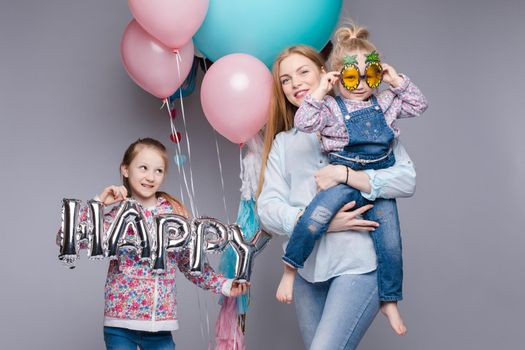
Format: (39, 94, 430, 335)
(374, 106, 380, 110)
(344, 115, 350, 120)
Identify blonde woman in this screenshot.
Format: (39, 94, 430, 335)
(257, 45, 416, 349)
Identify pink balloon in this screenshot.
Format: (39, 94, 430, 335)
(129, 0, 208, 49)
(121, 20, 194, 99)
(201, 54, 272, 144)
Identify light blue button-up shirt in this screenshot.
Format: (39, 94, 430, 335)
(257, 129, 416, 283)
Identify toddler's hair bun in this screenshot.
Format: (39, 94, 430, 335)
(335, 24, 369, 43)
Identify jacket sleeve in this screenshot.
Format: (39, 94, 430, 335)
(294, 94, 339, 133)
(174, 249, 230, 295)
(257, 134, 303, 238)
(380, 74, 429, 121)
(361, 139, 416, 200)
(167, 201, 231, 296)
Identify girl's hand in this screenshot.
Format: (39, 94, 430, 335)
(311, 71, 340, 100)
(314, 164, 347, 191)
(230, 281, 250, 297)
(97, 185, 128, 206)
(327, 201, 379, 233)
(381, 63, 404, 88)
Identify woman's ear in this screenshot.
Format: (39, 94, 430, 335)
(321, 66, 326, 73)
(120, 165, 129, 178)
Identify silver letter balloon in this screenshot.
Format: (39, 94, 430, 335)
(57, 199, 271, 282)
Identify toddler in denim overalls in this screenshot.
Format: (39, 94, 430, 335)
(276, 24, 428, 336)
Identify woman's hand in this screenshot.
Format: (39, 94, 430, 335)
(229, 281, 250, 297)
(97, 185, 128, 206)
(315, 164, 346, 191)
(381, 63, 404, 88)
(327, 201, 379, 233)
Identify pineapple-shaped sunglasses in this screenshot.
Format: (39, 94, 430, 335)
(340, 51, 383, 91)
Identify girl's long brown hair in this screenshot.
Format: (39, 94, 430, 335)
(121, 138, 188, 217)
(256, 45, 327, 196)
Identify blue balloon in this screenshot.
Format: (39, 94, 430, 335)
(194, 0, 343, 67)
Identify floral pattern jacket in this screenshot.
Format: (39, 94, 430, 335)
(58, 196, 229, 332)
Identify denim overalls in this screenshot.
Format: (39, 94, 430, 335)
(329, 95, 395, 170)
(283, 95, 403, 302)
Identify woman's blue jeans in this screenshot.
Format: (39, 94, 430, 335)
(294, 272, 379, 350)
(283, 185, 403, 301)
(103, 327, 175, 350)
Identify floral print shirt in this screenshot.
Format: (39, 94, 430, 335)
(294, 74, 428, 152)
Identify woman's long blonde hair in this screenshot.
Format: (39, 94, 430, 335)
(256, 45, 326, 196)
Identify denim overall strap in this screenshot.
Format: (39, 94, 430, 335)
(369, 94, 379, 106)
(334, 96, 351, 119)
(330, 95, 396, 170)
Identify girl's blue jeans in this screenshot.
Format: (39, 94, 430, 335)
(103, 326, 175, 350)
(294, 272, 379, 350)
(283, 185, 403, 301)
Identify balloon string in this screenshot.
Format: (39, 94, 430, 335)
(205, 296, 212, 350)
(195, 290, 207, 347)
(233, 311, 237, 350)
(166, 104, 186, 205)
(202, 57, 232, 349)
(197, 289, 213, 349)
(203, 58, 231, 224)
(239, 147, 243, 186)
(175, 52, 199, 217)
(166, 101, 192, 214)
(213, 129, 231, 224)
(175, 53, 210, 346)
(166, 99, 196, 217)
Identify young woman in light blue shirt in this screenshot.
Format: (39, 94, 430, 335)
(257, 45, 416, 349)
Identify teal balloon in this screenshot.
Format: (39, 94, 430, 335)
(194, 0, 342, 67)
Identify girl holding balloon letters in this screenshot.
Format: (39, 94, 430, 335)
(58, 138, 248, 350)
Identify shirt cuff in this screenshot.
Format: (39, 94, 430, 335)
(390, 74, 410, 94)
(283, 207, 303, 236)
(304, 93, 323, 109)
(361, 169, 380, 201)
(221, 279, 234, 297)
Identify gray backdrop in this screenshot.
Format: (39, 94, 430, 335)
(1, 0, 524, 349)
